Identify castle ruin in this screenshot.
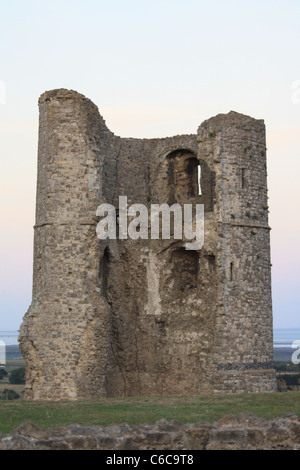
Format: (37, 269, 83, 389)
(19, 89, 277, 399)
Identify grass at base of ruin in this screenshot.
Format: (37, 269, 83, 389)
(0, 392, 299, 434)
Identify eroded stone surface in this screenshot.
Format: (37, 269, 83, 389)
(0, 415, 299, 450)
(19, 89, 276, 399)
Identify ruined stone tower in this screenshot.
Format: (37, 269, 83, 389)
(19, 89, 277, 399)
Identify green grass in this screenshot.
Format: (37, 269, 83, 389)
(0, 392, 299, 434)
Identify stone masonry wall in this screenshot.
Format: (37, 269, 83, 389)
(19, 90, 114, 399)
(197, 113, 275, 393)
(1, 414, 299, 450)
(19, 89, 276, 399)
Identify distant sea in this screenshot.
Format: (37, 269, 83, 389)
(273, 328, 300, 348)
(0, 330, 19, 346)
(0, 328, 299, 348)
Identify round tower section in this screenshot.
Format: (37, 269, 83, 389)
(19, 89, 112, 399)
(198, 112, 276, 393)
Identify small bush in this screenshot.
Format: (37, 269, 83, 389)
(278, 374, 300, 386)
(9, 367, 25, 385)
(0, 389, 20, 400)
(0, 369, 8, 380)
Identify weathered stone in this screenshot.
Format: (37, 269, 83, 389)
(0, 415, 299, 450)
(19, 89, 276, 399)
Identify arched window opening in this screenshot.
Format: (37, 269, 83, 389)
(166, 150, 201, 203)
(165, 150, 215, 212)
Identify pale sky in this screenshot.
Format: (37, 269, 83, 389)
(0, 0, 299, 329)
